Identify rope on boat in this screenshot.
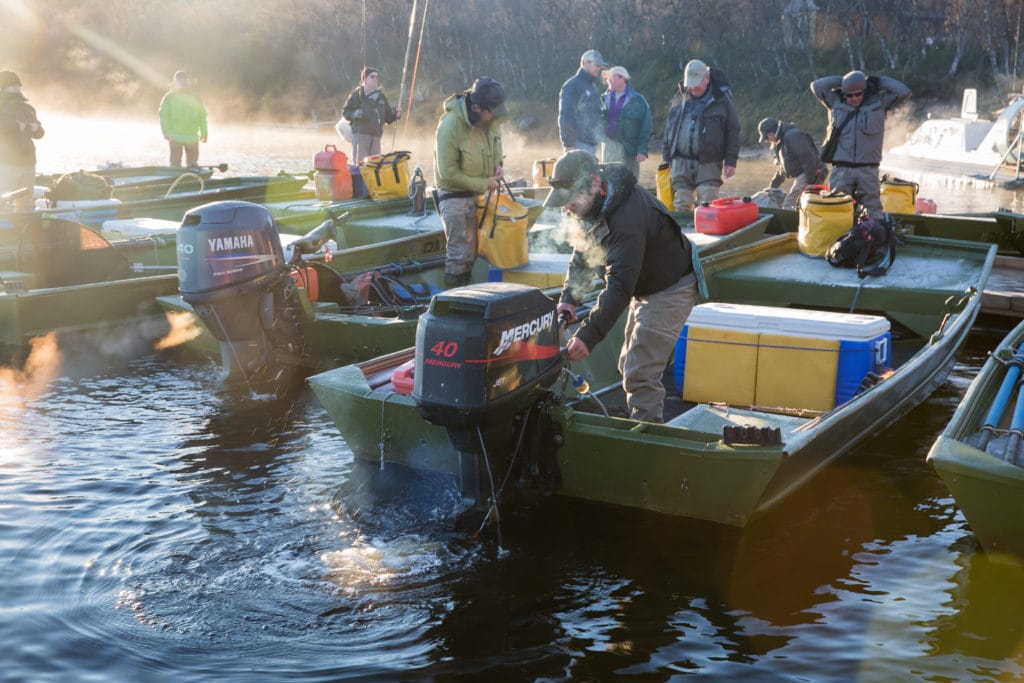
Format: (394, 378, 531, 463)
(378, 391, 397, 471)
(474, 425, 503, 550)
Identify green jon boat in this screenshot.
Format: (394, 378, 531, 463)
(308, 233, 994, 527)
(927, 317, 1024, 563)
(155, 198, 770, 383)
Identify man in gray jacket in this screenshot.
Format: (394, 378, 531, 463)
(811, 70, 911, 218)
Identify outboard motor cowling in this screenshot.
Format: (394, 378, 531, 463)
(176, 200, 298, 379)
(413, 283, 565, 527)
(413, 282, 563, 427)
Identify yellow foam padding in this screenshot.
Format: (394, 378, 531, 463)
(682, 326, 758, 406)
(756, 333, 839, 411)
(798, 193, 853, 257)
(881, 181, 917, 214)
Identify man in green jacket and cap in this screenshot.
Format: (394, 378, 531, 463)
(433, 77, 506, 286)
(159, 70, 208, 167)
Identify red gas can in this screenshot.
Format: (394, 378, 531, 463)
(391, 359, 415, 395)
(313, 144, 348, 172)
(915, 197, 937, 214)
(694, 196, 758, 235)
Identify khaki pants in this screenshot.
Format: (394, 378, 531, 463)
(782, 171, 811, 210)
(617, 273, 698, 422)
(439, 195, 478, 277)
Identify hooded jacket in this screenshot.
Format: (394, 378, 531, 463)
(559, 165, 695, 351)
(158, 87, 207, 145)
(810, 75, 910, 166)
(342, 85, 398, 138)
(558, 67, 605, 149)
(433, 92, 504, 194)
(661, 79, 740, 167)
(0, 91, 44, 166)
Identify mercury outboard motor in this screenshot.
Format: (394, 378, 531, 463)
(413, 282, 565, 526)
(177, 200, 339, 381)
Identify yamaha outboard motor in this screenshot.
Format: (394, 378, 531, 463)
(413, 282, 564, 524)
(177, 200, 305, 380)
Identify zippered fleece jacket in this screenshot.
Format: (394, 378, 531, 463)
(559, 164, 695, 352)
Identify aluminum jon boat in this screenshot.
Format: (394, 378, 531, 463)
(308, 233, 994, 528)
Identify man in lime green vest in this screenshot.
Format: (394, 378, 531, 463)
(159, 70, 208, 167)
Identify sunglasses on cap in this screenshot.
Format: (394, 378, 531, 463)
(548, 176, 575, 189)
(844, 90, 865, 99)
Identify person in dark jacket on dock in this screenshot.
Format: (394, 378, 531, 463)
(811, 70, 911, 218)
(545, 150, 699, 423)
(0, 70, 44, 211)
(661, 59, 740, 211)
(342, 67, 400, 163)
(757, 117, 827, 209)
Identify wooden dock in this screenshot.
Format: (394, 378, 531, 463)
(981, 256, 1024, 317)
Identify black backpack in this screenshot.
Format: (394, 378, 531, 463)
(826, 215, 898, 278)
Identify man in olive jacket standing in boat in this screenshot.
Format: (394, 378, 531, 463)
(546, 150, 699, 423)
(434, 77, 506, 286)
(661, 59, 740, 211)
(811, 70, 910, 218)
(0, 70, 44, 211)
(159, 70, 208, 167)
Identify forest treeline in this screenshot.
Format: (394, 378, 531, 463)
(4, 0, 1024, 144)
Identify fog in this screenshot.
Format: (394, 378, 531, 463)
(30, 111, 1024, 214)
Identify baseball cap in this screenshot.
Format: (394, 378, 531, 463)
(580, 49, 609, 68)
(469, 77, 507, 118)
(0, 70, 22, 89)
(683, 59, 709, 88)
(542, 150, 600, 208)
(757, 117, 779, 143)
(605, 66, 630, 81)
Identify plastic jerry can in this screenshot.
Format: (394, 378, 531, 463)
(694, 196, 758, 235)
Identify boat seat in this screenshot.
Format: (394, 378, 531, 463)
(665, 403, 810, 443)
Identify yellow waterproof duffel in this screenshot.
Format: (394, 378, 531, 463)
(656, 161, 674, 209)
(880, 175, 918, 214)
(798, 187, 854, 257)
(360, 150, 411, 200)
(476, 180, 530, 270)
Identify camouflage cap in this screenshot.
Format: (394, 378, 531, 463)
(542, 150, 600, 208)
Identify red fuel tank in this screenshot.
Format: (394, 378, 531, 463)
(695, 196, 758, 235)
(915, 197, 937, 214)
(313, 144, 348, 172)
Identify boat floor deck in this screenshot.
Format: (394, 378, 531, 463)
(982, 256, 1024, 317)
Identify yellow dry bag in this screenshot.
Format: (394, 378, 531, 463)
(359, 150, 411, 200)
(656, 161, 674, 209)
(798, 188, 854, 257)
(476, 179, 530, 270)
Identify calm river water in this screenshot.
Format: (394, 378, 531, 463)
(3, 116, 1024, 681)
